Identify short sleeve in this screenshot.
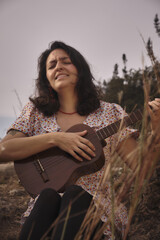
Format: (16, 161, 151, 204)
(7, 101, 35, 136)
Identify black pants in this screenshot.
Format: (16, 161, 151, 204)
(19, 185, 103, 240)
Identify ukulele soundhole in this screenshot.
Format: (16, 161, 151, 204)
(34, 158, 49, 183)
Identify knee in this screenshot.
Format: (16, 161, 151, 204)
(63, 185, 87, 201)
(39, 188, 61, 204)
(65, 185, 84, 194)
(62, 185, 92, 209)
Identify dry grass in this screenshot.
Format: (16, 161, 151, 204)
(1, 38, 160, 240)
(0, 163, 30, 240)
(73, 45, 160, 239)
(73, 127, 160, 240)
(1, 88, 160, 240)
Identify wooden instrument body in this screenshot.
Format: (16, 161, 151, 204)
(14, 108, 142, 197)
(14, 124, 105, 198)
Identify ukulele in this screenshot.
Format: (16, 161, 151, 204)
(14, 109, 142, 197)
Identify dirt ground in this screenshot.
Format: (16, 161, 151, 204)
(0, 163, 160, 240)
(0, 163, 30, 240)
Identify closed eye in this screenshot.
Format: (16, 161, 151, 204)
(48, 65, 56, 69)
(63, 61, 72, 65)
(48, 61, 72, 70)
(48, 64, 56, 69)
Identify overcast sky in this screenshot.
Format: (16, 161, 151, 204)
(0, 0, 160, 138)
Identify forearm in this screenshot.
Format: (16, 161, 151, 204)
(0, 133, 57, 162)
(146, 131, 160, 163)
(116, 136, 138, 171)
(0, 130, 95, 163)
(117, 134, 160, 172)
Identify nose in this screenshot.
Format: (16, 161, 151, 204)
(55, 60, 63, 70)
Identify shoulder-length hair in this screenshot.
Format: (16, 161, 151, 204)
(30, 41, 100, 116)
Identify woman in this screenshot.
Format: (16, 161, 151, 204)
(0, 41, 160, 240)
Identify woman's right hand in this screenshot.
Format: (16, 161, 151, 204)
(0, 130, 95, 163)
(53, 130, 96, 162)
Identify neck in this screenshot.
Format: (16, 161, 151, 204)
(59, 109, 77, 115)
(58, 91, 78, 113)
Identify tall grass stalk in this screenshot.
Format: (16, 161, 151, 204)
(43, 79, 160, 240)
(74, 53, 160, 240)
(39, 37, 160, 240)
(60, 203, 71, 240)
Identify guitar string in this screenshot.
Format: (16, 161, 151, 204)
(38, 150, 89, 170)
(28, 146, 99, 187)
(23, 112, 143, 190)
(33, 115, 138, 171)
(36, 124, 121, 171)
(40, 148, 92, 170)
(25, 155, 84, 187)
(23, 157, 65, 184)
(34, 130, 100, 171)
(40, 155, 66, 168)
(41, 132, 99, 170)
(30, 112, 142, 175)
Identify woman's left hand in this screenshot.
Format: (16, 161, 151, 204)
(148, 98, 160, 133)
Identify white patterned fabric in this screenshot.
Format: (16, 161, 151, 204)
(9, 100, 138, 238)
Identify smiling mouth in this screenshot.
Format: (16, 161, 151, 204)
(55, 74, 69, 80)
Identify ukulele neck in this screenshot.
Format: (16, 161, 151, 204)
(96, 109, 142, 142)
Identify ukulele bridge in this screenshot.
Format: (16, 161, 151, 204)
(34, 158, 49, 183)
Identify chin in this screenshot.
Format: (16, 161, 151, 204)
(55, 82, 76, 91)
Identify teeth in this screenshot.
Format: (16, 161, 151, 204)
(56, 74, 68, 80)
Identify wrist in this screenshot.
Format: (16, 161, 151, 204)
(48, 132, 60, 147)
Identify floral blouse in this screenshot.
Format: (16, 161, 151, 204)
(9, 100, 138, 239)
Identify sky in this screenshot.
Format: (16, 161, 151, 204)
(0, 0, 160, 138)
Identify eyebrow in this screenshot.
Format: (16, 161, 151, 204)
(48, 57, 70, 65)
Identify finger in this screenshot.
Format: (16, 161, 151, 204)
(147, 105, 153, 117)
(77, 130, 87, 136)
(148, 102, 160, 111)
(74, 147, 92, 161)
(70, 150, 83, 162)
(81, 138, 95, 151)
(155, 98, 160, 103)
(152, 101, 160, 107)
(76, 131, 96, 151)
(147, 104, 155, 121)
(152, 104, 160, 111)
(149, 99, 160, 106)
(79, 142, 96, 157)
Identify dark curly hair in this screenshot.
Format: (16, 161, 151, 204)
(30, 41, 100, 116)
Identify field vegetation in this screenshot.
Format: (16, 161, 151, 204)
(0, 14, 160, 240)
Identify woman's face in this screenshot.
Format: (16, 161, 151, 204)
(46, 49, 78, 93)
